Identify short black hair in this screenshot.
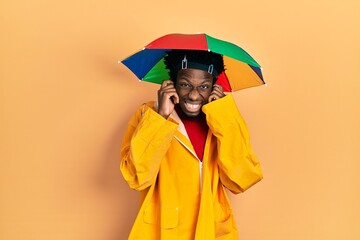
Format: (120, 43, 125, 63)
(164, 50, 225, 82)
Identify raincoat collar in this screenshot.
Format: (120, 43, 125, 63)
(154, 100, 204, 161)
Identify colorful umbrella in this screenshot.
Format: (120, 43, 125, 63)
(121, 33, 265, 92)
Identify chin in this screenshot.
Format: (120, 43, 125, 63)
(184, 112, 201, 118)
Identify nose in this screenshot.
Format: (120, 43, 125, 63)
(188, 87, 200, 100)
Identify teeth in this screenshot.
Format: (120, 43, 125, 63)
(186, 103, 200, 110)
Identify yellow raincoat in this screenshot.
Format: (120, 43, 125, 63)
(120, 95, 262, 239)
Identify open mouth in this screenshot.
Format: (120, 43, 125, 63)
(184, 102, 202, 112)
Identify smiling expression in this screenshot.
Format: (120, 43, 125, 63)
(175, 68, 214, 117)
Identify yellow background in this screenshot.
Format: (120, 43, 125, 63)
(1, 0, 359, 239)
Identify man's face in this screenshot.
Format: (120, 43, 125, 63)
(175, 68, 214, 117)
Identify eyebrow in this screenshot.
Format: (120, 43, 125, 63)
(178, 73, 213, 83)
(178, 78, 212, 85)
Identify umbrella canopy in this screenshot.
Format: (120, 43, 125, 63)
(121, 33, 265, 92)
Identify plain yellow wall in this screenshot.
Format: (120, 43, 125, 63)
(1, 0, 359, 239)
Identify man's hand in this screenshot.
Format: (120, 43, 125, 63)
(157, 80, 179, 119)
(208, 84, 225, 103)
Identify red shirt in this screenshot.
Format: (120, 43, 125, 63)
(175, 105, 208, 161)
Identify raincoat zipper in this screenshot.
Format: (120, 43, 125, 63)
(199, 160, 203, 192)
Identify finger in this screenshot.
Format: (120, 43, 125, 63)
(208, 90, 225, 102)
(162, 87, 178, 97)
(161, 80, 174, 88)
(160, 84, 176, 93)
(171, 92, 180, 104)
(210, 89, 224, 98)
(208, 94, 218, 103)
(158, 86, 176, 98)
(159, 89, 177, 99)
(212, 84, 225, 95)
(158, 88, 175, 96)
(211, 90, 225, 99)
(213, 84, 223, 91)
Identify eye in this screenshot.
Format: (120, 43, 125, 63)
(199, 85, 210, 90)
(179, 83, 191, 88)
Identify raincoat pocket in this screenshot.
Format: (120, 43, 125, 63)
(143, 205, 179, 229)
(214, 202, 233, 238)
(215, 214, 234, 239)
(160, 206, 179, 229)
(143, 204, 156, 225)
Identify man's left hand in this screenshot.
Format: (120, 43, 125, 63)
(208, 84, 225, 103)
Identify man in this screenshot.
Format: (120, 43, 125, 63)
(120, 50, 262, 239)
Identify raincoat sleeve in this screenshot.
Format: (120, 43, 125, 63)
(202, 95, 262, 193)
(120, 102, 178, 191)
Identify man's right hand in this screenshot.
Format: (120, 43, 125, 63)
(157, 80, 179, 119)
